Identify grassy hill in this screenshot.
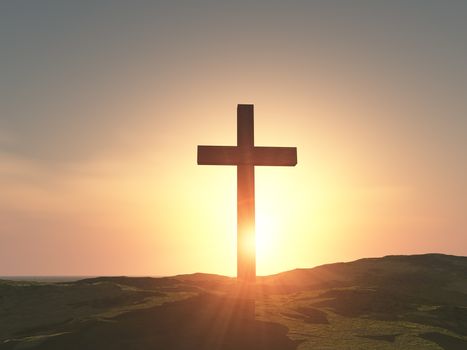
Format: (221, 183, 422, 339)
(0, 254, 466, 349)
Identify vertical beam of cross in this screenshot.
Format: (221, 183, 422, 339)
(237, 105, 256, 283)
(197, 104, 297, 284)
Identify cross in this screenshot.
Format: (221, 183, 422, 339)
(197, 104, 297, 283)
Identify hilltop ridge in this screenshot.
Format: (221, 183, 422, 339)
(1, 253, 466, 349)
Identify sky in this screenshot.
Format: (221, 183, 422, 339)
(1, 0, 466, 276)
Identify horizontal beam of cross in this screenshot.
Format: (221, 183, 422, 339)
(197, 145, 297, 166)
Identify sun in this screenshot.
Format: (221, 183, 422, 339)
(255, 212, 281, 275)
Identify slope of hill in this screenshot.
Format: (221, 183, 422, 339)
(0, 254, 466, 349)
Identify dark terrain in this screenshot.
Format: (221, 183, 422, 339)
(1, 254, 466, 349)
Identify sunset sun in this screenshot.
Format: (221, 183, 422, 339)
(255, 212, 281, 274)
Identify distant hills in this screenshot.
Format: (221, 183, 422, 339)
(1, 254, 466, 349)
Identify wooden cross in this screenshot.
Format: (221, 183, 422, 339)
(197, 104, 297, 283)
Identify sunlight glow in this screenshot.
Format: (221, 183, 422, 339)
(239, 229, 256, 257)
(255, 212, 281, 274)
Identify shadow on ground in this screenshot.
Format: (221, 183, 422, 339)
(32, 293, 299, 350)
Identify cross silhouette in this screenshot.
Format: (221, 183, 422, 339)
(197, 104, 297, 283)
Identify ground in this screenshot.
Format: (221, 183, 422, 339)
(1, 254, 466, 349)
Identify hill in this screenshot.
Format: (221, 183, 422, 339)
(0, 254, 466, 349)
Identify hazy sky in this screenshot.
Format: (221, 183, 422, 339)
(1, 1, 466, 276)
